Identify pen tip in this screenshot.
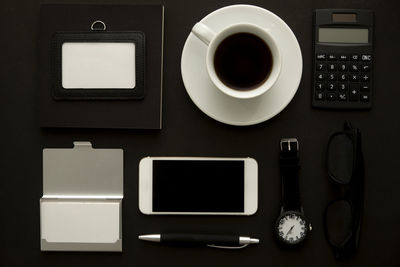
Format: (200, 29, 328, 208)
(138, 234, 161, 242)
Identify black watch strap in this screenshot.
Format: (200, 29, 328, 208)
(280, 138, 301, 212)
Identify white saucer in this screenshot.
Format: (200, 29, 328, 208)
(181, 5, 303, 126)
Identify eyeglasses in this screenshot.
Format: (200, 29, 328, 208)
(324, 121, 364, 259)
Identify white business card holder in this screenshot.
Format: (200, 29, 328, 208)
(40, 142, 123, 252)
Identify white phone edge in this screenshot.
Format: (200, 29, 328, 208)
(138, 156, 258, 216)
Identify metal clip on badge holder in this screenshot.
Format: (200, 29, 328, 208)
(91, 20, 107, 31)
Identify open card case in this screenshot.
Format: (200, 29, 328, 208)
(40, 142, 123, 252)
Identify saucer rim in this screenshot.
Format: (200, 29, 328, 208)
(181, 4, 303, 126)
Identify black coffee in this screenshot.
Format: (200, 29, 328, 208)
(214, 33, 273, 90)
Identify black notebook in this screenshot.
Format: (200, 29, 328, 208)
(39, 4, 164, 129)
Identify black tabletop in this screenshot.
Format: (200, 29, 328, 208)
(2, 0, 400, 266)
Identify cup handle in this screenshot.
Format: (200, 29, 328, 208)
(191, 23, 216, 46)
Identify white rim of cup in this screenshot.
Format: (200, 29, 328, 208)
(206, 23, 282, 99)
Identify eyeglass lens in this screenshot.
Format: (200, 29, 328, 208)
(325, 199, 353, 246)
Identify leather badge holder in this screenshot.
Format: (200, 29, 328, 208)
(52, 29, 145, 100)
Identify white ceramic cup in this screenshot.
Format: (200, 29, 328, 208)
(192, 22, 282, 99)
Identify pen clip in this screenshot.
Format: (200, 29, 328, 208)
(207, 244, 249, 249)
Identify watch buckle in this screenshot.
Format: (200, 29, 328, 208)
(280, 138, 299, 152)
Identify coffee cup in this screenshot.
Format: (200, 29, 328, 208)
(192, 22, 281, 99)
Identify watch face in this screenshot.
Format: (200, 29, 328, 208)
(275, 212, 309, 245)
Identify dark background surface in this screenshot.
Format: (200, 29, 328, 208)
(1, 0, 400, 266)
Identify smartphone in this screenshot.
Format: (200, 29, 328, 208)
(139, 157, 258, 215)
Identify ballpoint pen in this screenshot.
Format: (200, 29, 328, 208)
(138, 233, 259, 249)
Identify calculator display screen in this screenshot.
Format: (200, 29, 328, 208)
(318, 28, 368, 43)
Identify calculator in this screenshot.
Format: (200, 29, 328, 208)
(312, 9, 374, 109)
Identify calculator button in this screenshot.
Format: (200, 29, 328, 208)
(316, 73, 326, 81)
(338, 83, 348, 91)
(328, 63, 336, 71)
(339, 74, 348, 81)
(361, 63, 371, 72)
(361, 54, 372, 61)
(350, 74, 359, 82)
(315, 91, 325, 100)
(328, 54, 337, 61)
(327, 93, 336, 101)
(315, 82, 326, 91)
(351, 54, 359, 61)
(316, 53, 327, 60)
(339, 54, 349, 61)
(316, 63, 326, 71)
(338, 92, 348, 101)
(339, 63, 348, 72)
(360, 93, 370, 102)
(361, 74, 370, 82)
(350, 83, 361, 91)
(327, 82, 337, 91)
(361, 83, 370, 91)
(349, 88, 359, 101)
(350, 64, 359, 72)
(328, 73, 337, 81)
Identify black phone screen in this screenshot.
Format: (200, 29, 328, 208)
(152, 160, 245, 212)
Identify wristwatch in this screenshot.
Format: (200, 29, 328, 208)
(274, 138, 312, 246)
